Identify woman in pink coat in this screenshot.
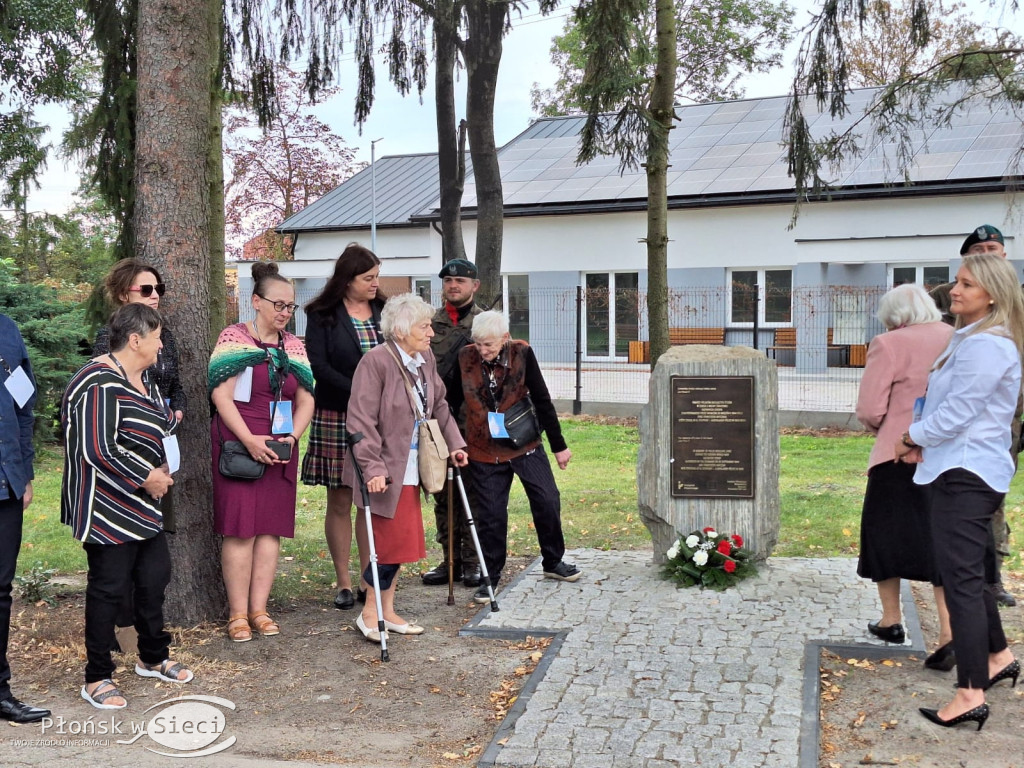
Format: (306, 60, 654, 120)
(855, 283, 954, 664)
(343, 294, 468, 643)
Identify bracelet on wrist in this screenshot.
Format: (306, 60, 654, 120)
(901, 432, 916, 448)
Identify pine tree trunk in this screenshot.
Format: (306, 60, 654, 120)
(646, 0, 677, 367)
(434, 0, 468, 266)
(465, 0, 506, 308)
(134, 0, 224, 625)
(208, 5, 226, 345)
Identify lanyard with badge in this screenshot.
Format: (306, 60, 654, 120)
(0, 350, 34, 409)
(108, 352, 180, 473)
(484, 355, 512, 439)
(265, 337, 294, 435)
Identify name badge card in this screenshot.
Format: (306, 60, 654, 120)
(3, 365, 34, 409)
(233, 367, 253, 402)
(488, 411, 510, 439)
(270, 401, 294, 434)
(162, 435, 181, 474)
(913, 397, 926, 422)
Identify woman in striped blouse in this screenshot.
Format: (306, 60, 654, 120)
(62, 304, 191, 710)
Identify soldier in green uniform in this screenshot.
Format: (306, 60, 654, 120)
(421, 259, 484, 587)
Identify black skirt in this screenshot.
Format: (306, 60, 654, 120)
(857, 460, 937, 583)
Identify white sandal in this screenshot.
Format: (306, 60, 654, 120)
(81, 679, 127, 710)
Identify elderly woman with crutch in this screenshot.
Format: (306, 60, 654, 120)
(343, 293, 468, 646)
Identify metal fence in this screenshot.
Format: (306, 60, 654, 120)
(230, 283, 892, 415)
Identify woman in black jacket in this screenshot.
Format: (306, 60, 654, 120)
(301, 244, 386, 609)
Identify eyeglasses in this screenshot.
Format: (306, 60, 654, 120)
(129, 283, 166, 298)
(257, 295, 298, 314)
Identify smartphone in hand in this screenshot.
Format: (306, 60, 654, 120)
(266, 439, 292, 462)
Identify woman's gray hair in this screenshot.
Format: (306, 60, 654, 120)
(471, 310, 509, 340)
(381, 293, 435, 339)
(876, 283, 941, 330)
(108, 303, 162, 351)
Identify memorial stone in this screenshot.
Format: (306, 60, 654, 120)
(638, 345, 780, 562)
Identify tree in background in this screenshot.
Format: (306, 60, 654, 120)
(570, 0, 793, 365)
(0, 257, 87, 442)
(0, 194, 116, 285)
(1, 0, 88, 210)
(533, 0, 794, 118)
(839, 0, 998, 87)
(224, 66, 360, 261)
(784, 0, 1024, 209)
(133, 0, 225, 624)
(230, 0, 561, 308)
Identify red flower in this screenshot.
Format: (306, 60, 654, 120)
(731, 534, 744, 548)
(717, 540, 732, 555)
(723, 560, 737, 573)
(703, 526, 716, 534)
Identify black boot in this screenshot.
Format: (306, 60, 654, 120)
(421, 562, 462, 586)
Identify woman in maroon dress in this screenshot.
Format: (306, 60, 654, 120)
(209, 262, 314, 642)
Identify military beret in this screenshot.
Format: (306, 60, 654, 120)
(439, 258, 478, 279)
(960, 224, 1004, 255)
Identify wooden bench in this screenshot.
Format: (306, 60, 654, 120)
(627, 328, 726, 363)
(767, 328, 849, 366)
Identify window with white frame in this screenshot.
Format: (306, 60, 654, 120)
(413, 279, 432, 303)
(729, 269, 792, 325)
(889, 264, 948, 290)
(583, 271, 639, 358)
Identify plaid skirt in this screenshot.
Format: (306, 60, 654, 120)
(301, 407, 350, 488)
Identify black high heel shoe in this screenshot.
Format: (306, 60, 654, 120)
(919, 703, 990, 731)
(924, 642, 956, 671)
(867, 620, 906, 644)
(984, 659, 1020, 691)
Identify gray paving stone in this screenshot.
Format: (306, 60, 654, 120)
(479, 551, 897, 768)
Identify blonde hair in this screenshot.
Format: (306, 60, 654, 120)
(937, 252, 1024, 367)
(876, 283, 941, 330)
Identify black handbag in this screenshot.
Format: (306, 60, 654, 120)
(216, 417, 265, 480)
(502, 395, 541, 448)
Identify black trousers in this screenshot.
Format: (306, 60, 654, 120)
(0, 495, 24, 702)
(472, 447, 566, 583)
(928, 469, 1009, 690)
(83, 533, 172, 684)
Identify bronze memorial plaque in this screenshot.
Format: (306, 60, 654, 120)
(670, 376, 754, 498)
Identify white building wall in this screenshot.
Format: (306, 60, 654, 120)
(290, 191, 1021, 284)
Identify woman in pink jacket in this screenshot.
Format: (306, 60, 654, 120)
(855, 283, 954, 664)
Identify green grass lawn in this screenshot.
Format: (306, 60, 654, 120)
(17, 423, 1024, 599)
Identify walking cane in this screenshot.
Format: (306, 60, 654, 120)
(446, 466, 455, 606)
(348, 432, 390, 662)
(452, 465, 499, 612)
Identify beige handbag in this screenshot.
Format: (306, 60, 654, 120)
(386, 345, 449, 493)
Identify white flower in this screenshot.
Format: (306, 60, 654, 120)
(699, 542, 713, 551)
(685, 535, 699, 549)
(704, 529, 717, 539)
(666, 542, 680, 560)
(693, 550, 709, 566)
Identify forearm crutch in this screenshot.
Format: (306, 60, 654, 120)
(446, 466, 456, 606)
(348, 431, 390, 662)
(452, 464, 499, 612)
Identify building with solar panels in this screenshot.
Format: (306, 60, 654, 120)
(250, 87, 1022, 374)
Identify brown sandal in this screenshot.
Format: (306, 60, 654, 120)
(248, 612, 280, 636)
(227, 615, 252, 643)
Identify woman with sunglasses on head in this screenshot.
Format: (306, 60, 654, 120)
(94, 259, 185, 428)
(209, 262, 314, 642)
(93, 259, 186, 653)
